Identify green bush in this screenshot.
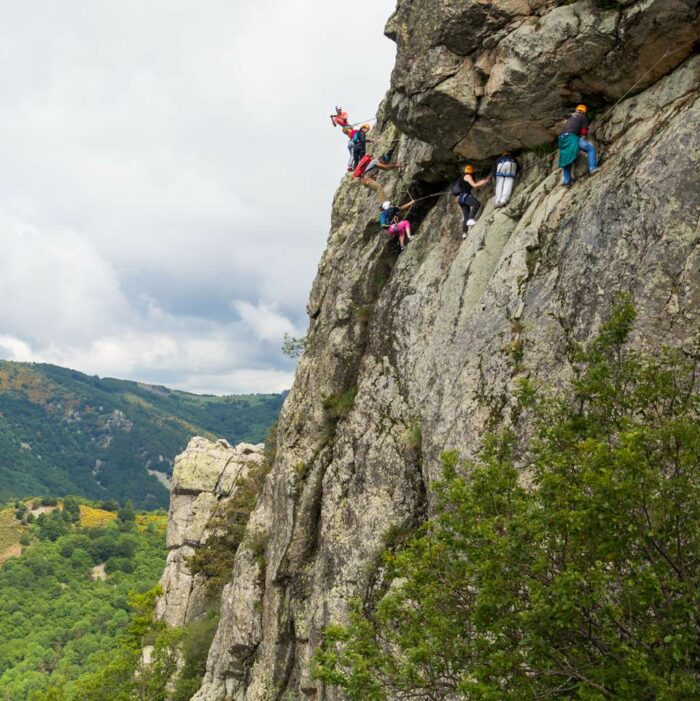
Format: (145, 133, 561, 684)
(323, 387, 358, 435)
(315, 298, 700, 700)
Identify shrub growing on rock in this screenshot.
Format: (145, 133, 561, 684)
(315, 298, 700, 700)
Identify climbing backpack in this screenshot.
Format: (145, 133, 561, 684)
(450, 179, 462, 197)
(353, 155, 374, 178)
(379, 206, 399, 228)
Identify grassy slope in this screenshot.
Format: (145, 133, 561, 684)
(0, 507, 25, 564)
(0, 361, 285, 509)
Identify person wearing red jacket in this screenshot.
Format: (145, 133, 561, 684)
(331, 106, 349, 128)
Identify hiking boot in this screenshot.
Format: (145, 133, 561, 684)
(589, 167, 600, 175)
(466, 219, 476, 227)
(462, 232, 468, 240)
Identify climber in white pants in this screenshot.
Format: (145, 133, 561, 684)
(492, 151, 519, 207)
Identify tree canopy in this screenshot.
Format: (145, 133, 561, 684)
(315, 299, 700, 700)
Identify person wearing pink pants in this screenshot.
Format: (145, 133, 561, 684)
(387, 219, 412, 251)
(380, 200, 415, 252)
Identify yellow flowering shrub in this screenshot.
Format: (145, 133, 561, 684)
(79, 504, 117, 529)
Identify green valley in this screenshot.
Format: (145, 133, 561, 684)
(0, 361, 284, 509)
(0, 499, 168, 701)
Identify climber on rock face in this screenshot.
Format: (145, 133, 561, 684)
(379, 199, 415, 253)
(352, 124, 372, 168)
(451, 165, 491, 239)
(492, 151, 519, 207)
(558, 104, 599, 187)
(331, 106, 349, 128)
(356, 153, 402, 201)
(343, 126, 357, 171)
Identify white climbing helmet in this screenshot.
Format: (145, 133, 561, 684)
(382, 201, 391, 210)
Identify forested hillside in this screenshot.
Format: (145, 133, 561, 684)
(0, 499, 168, 700)
(0, 361, 284, 508)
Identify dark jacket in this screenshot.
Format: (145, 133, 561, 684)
(561, 111, 589, 136)
(353, 130, 367, 150)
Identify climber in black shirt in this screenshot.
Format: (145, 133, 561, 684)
(352, 124, 372, 168)
(451, 165, 491, 239)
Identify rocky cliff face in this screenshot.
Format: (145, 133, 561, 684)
(172, 2, 698, 699)
(155, 438, 265, 628)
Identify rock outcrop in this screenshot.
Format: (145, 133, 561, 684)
(155, 438, 265, 628)
(153, 2, 700, 699)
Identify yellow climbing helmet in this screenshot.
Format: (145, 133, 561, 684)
(464, 164, 475, 174)
(361, 123, 371, 131)
(576, 104, 588, 113)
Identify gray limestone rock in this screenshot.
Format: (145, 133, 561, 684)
(167, 3, 700, 699)
(155, 437, 265, 628)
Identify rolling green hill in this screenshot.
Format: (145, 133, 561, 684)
(0, 361, 285, 509)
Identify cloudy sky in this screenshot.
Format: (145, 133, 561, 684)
(0, 0, 397, 394)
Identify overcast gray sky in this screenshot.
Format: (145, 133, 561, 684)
(0, 0, 397, 394)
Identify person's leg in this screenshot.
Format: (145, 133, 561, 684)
(501, 162, 516, 204)
(467, 196, 480, 224)
(404, 220, 412, 240)
(460, 204, 470, 232)
(362, 177, 386, 202)
(347, 143, 354, 169)
(579, 137, 598, 171)
(562, 164, 572, 185)
(495, 175, 505, 205)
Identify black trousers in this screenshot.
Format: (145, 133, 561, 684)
(353, 146, 366, 168)
(460, 195, 480, 228)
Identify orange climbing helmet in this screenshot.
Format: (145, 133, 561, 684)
(576, 104, 588, 113)
(464, 164, 475, 174)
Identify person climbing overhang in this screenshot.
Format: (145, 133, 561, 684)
(351, 124, 372, 169)
(558, 104, 599, 187)
(355, 153, 402, 202)
(492, 151, 520, 207)
(331, 106, 349, 128)
(379, 199, 415, 253)
(451, 164, 491, 238)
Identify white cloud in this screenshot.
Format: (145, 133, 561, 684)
(232, 300, 300, 344)
(0, 336, 36, 362)
(176, 369, 296, 396)
(0, 0, 397, 392)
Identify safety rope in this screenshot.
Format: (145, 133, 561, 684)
(598, 41, 696, 122)
(349, 116, 378, 128)
(517, 40, 698, 172)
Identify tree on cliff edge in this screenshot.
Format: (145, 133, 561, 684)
(315, 297, 700, 700)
